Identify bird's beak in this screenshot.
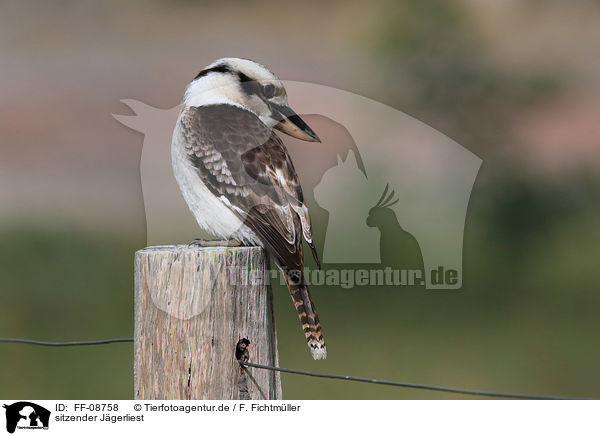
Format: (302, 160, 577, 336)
(271, 104, 321, 142)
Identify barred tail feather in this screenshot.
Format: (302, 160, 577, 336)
(282, 268, 327, 360)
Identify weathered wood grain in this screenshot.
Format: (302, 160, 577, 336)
(134, 244, 281, 399)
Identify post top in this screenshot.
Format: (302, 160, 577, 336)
(136, 244, 264, 255)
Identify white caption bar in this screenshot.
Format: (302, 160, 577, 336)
(0, 400, 597, 435)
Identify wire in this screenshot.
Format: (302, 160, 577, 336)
(238, 361, 590, 400)
(0, 337, 592, 399)
(0, 338, 133, 346)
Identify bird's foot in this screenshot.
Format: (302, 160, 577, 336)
(188, 239, 244, 247)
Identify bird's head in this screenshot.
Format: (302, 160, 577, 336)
(183, 57, 320, 142)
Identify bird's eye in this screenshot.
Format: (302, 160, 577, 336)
(263, 84, 275, 98)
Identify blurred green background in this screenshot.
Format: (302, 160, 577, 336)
(1, 0, 599, 399)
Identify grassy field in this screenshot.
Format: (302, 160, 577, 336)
(1, 173, 599, 399)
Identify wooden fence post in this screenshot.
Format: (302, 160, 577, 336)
(133, 244, 282, 400)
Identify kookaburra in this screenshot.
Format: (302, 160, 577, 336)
(171, 58, 326, 359)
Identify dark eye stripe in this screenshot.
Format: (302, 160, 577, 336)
(237, 72, 261, 96)
(237, 72, 280, 99)
(263, 84, 275, 98)
(237, 71, 252, 83)
(193, 64, 233, 80)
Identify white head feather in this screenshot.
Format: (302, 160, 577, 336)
(183, 58, 288, 128)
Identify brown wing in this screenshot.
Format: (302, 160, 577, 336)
(178, 104, 317, 270)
